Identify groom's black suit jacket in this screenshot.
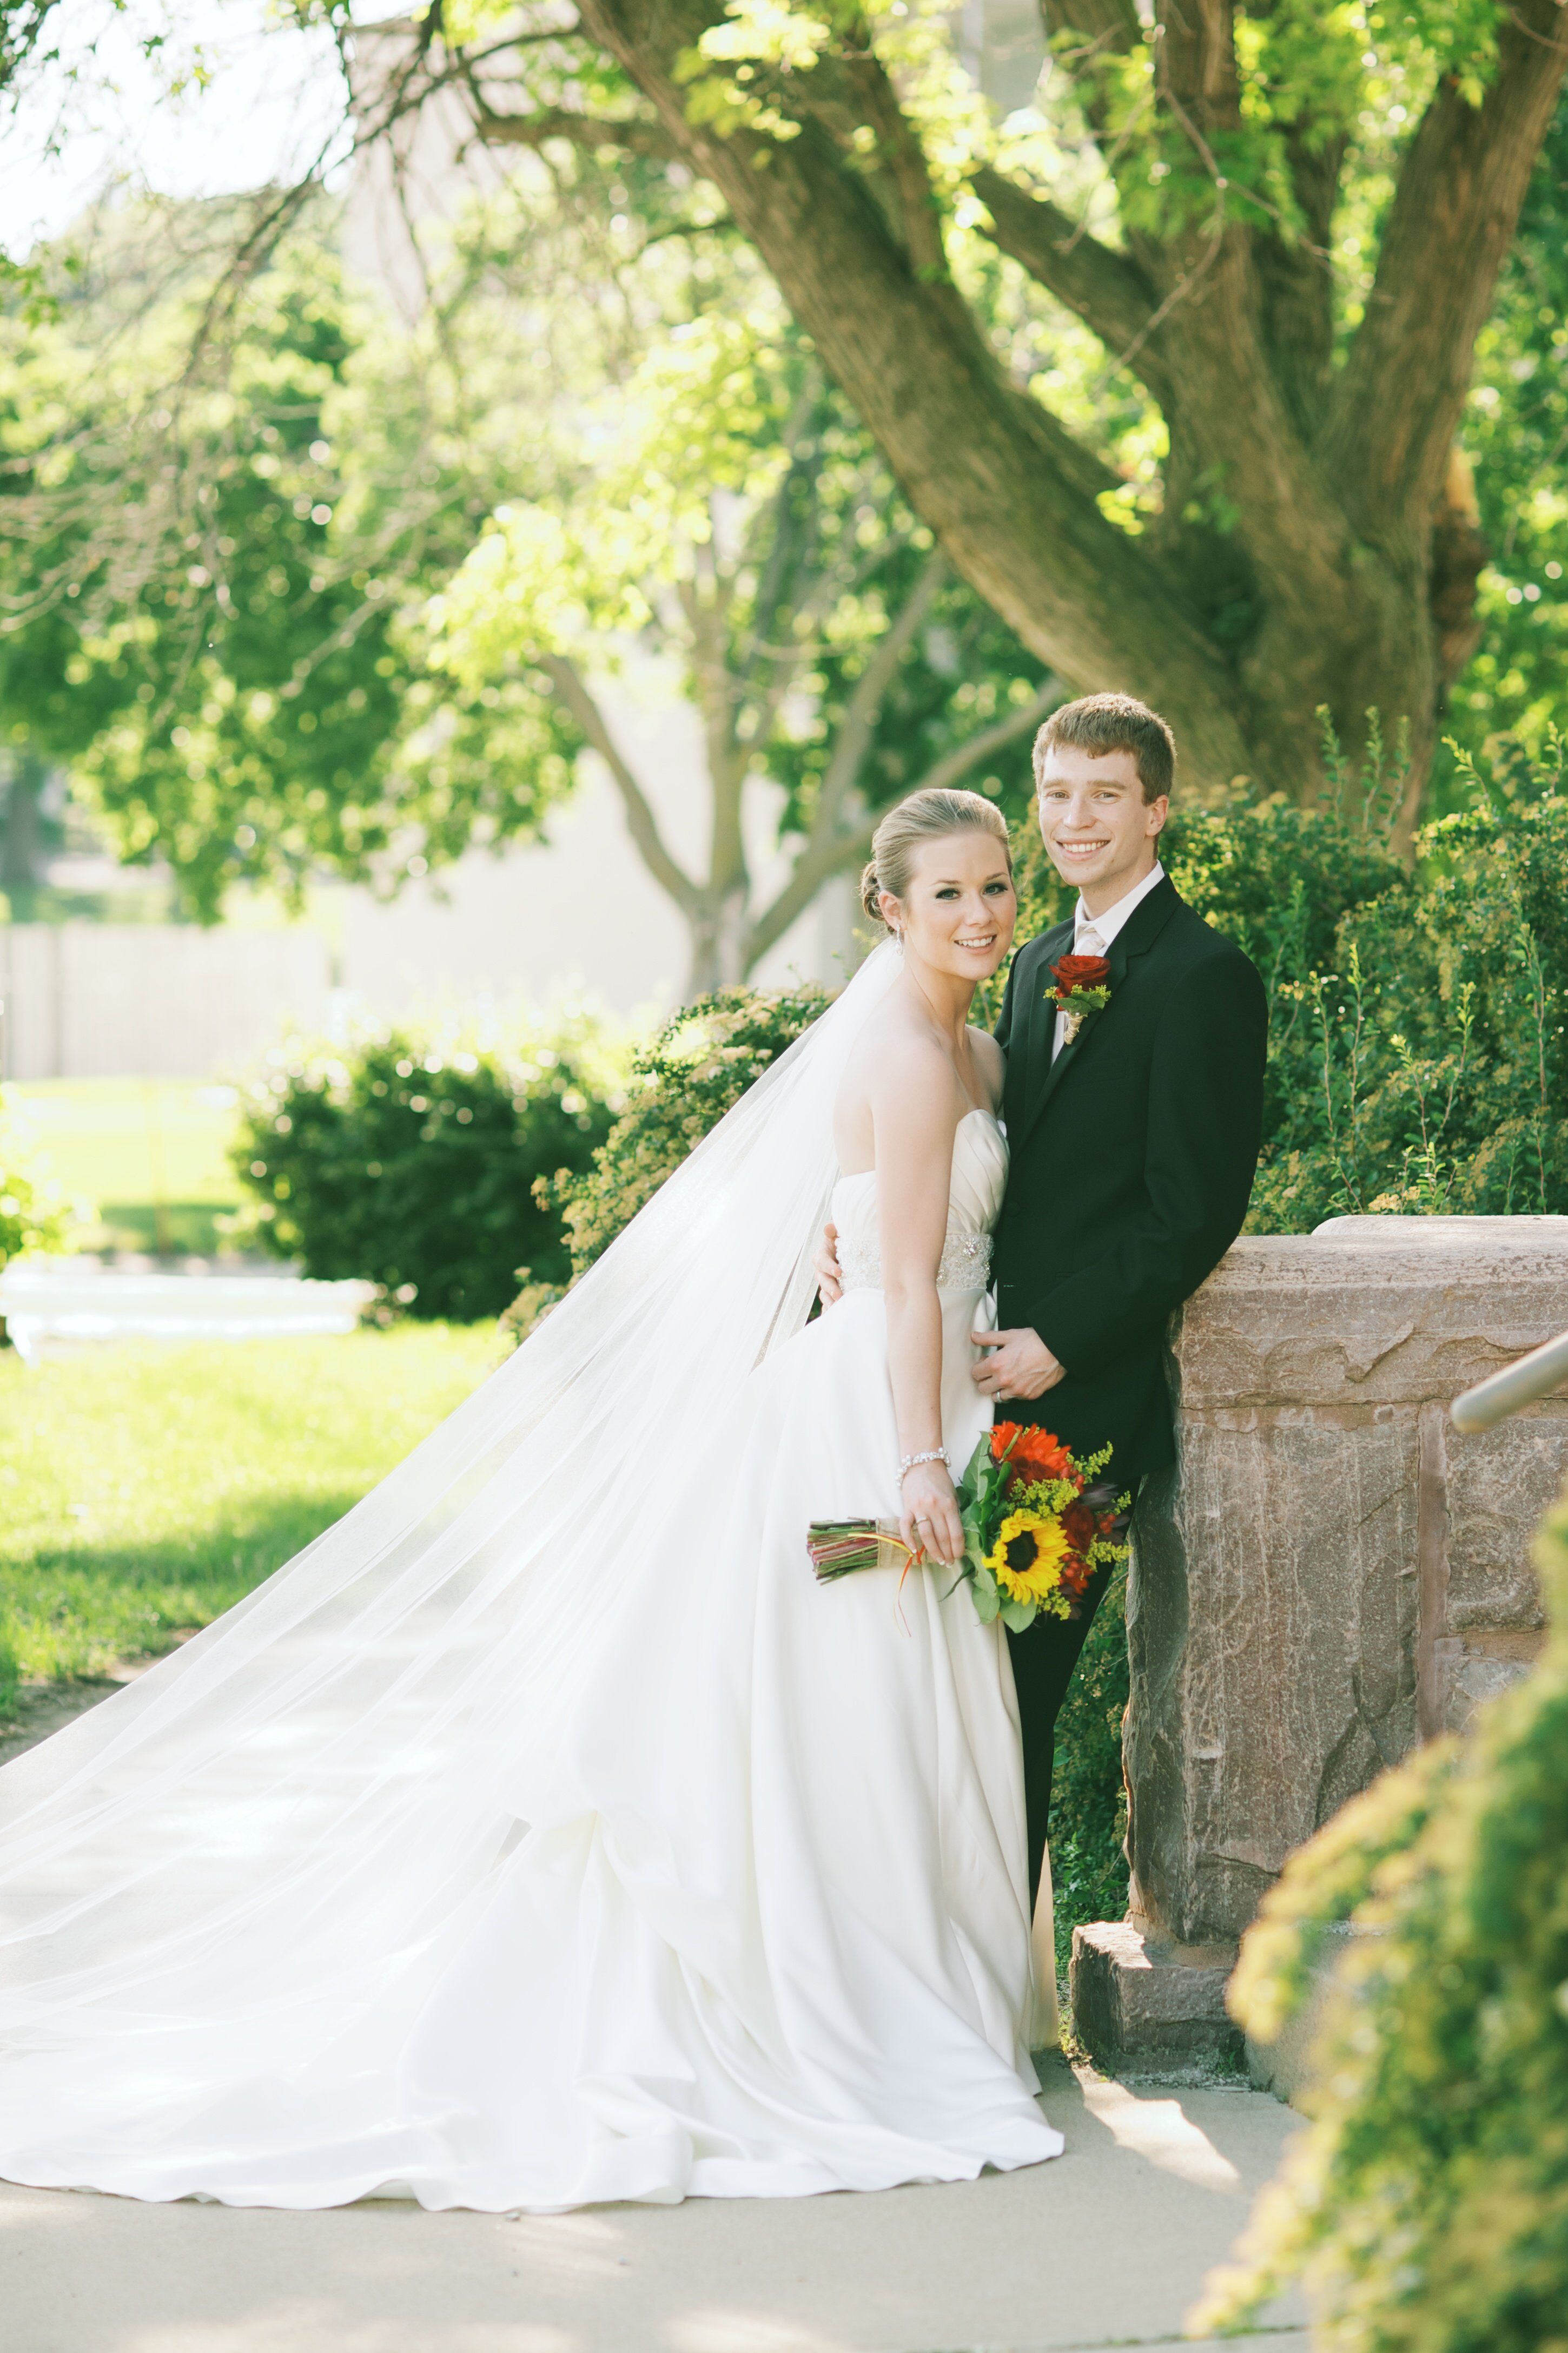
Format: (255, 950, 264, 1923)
(991, 875, 1267, 1487)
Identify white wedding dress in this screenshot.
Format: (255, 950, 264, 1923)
(0, 951, 1062, 2212)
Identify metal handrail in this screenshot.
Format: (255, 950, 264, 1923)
(1451, 1327, 1568, 1432)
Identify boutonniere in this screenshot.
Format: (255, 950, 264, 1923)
(1049, 953, 1111, 1046)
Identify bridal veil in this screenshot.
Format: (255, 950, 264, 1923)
(0, 942, 904, 2123)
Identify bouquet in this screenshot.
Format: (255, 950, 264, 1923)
(807, 1422, 1130, 1631)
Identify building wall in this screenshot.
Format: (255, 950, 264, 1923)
(3, 695, 861, 1079)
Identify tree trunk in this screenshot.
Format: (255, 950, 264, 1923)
(1, 753, 47, 918)
(685, 888, 754, 997)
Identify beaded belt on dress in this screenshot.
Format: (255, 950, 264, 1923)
(837, 1231, 993, 1294)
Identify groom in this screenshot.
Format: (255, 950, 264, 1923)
(820, 693, 1267, 1906)
(976, 693, 1267, 1903)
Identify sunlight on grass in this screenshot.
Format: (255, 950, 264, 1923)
(4, 1078, 246, 1254)
(0, 1323, 505, 1711)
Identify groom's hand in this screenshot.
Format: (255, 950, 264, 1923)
(813, 1221, 844, 1307)
(970, 1328, 1064, 1401)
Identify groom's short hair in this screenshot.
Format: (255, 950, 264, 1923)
(1033, 694, 1176, 803)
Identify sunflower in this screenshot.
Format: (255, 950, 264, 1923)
(985, 1510, 1071, 1604)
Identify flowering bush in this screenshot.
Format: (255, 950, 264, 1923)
(1195, 1482, 1568, 2352)
(233, 1017, 619, 1321)
(535, 979, 830, 1283)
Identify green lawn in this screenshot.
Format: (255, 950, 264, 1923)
(0, 1323, 505, 1713)
(4, 1078, 246, 1255)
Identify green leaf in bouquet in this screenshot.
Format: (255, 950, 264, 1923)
(998, 1597, 1038, 1632)
(971, 1582, 1002, 1624)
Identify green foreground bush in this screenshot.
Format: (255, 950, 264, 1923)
(234, 1019, 619, 1321)
(1195, 1486, 1568, 2351)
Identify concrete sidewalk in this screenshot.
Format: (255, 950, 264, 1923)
(1, 2054, 1306, 2353)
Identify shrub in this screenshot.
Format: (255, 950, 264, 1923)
(1195, 1481, 1568, 2352)
(233, 1018, 619, 1321)
(1254, 747, 1568, 1230)
(1049, 1565, 1130, 1976)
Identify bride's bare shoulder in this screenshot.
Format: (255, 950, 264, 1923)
(839, 1001, 958, 1132)
(967, 1027, 1004, 1109)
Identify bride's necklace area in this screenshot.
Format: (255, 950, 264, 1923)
(895, 965, 989, 1117)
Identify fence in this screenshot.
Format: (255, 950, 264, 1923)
(0, 925, 334, 1082)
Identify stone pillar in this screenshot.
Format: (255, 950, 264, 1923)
(1074, 1216, 1568, 2072)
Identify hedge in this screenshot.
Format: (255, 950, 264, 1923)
(233, 1019, 619, 1321)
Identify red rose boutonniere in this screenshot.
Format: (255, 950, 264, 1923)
(1049, 952, 1111, 1045)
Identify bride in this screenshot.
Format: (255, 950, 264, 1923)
(0, 786, 1064, 2213)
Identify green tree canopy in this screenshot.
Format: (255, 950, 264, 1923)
(0, 203, 579, 915)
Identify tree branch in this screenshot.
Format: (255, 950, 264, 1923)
(468, 96, 678, 158)
(540, 652, 700, 911)
(676, 570, 750, 898)
(970, 167, 1172, 403)
(1325, 0, 1568, 538)
(739, 553, 947, 967)
(909, 676, 1061, 797)
(815, 550, 949, 818)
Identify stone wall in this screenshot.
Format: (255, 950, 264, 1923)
(1123, 1216, 1568, 1957)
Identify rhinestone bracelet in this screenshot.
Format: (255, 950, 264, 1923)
(898, 1448, 950, 1481)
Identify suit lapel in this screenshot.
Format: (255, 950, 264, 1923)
(1020, 876, 1181, 1144)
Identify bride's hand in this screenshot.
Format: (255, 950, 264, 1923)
(813, 1222, 844, 1307)
(901, 1462, 964, 1568)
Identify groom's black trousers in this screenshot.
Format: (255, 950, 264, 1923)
(1006, 1558, 1116, 1911)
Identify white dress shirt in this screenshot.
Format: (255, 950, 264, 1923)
(1050, 860, 1166, 1062)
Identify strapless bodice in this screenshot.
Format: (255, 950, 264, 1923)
(829, 1108, 1008, 1296)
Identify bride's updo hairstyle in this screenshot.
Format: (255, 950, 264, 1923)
(859, 788, 1010, 929)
